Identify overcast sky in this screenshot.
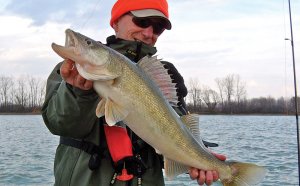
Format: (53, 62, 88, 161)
(0, 0, 299, 98)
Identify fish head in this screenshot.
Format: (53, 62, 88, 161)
(52, 28, 109, 67)
(52, 29, 120, 80)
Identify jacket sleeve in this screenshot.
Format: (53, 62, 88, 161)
(42, 62, 99, 138)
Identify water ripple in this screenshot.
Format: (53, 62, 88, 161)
(0, 115, 299, 185)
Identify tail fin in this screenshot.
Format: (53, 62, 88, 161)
(222, 161, 267, 186)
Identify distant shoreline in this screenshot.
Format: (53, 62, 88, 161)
(0, 112, 294, 116)
(0, 112, 41, 115)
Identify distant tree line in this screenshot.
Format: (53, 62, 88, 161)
(0, 73, 298, 115)
(186, 74, 299, 115)
(0, 75, 46, 113)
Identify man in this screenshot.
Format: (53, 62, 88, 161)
(42, 0, 226, 185)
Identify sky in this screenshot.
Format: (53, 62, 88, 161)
(0, 0, 299, 98)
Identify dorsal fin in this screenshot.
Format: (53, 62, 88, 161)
(137, 56, 178, 107)
(181, 114, 213, 151)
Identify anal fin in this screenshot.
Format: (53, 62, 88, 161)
(164, 158, 189, 180)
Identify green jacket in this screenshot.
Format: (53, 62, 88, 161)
(42, 36, 171, 186)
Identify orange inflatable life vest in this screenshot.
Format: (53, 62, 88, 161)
(104, 125, 134, 181)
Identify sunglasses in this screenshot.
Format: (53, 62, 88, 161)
(132, 16, 166, 35)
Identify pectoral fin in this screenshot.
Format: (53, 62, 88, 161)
(155, 148, 162, 154)
(96, 99, 106, 118)
(104, 98, 129, 126)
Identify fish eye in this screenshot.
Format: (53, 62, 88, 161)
(85, 38, 92, 45)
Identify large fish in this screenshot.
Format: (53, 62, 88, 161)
(52, 29, 267, 186)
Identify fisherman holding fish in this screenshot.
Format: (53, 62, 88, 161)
(43, 0, 266, 185)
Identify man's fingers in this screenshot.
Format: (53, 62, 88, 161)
(84, 80, 93, 90)
(197, 170, 205, 185)
(212, 152, 226, 161)
(74, 75, 93, 90)
(208, 150, 226, 161)
(204, 171, 213, 186)
(212, 170, 219, 181)
(60, 59, 75, 78)
(59, 59, 93, 90)
(189, 167, 220, 186)
(189, 167, 199, 180)
(76, 75, 85, 85)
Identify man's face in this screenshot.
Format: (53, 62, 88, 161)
(112, 14, 165, 46)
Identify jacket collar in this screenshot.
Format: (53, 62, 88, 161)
(106, 35, 157, 63)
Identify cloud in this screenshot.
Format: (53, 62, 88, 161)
(0, 0, 299, 98)
(0, 15, 68, 77)
(157, 0, 300, 98)
(0, 0, 116, 79)
(3, 0, 114, 29)
(0, 12, 115, 79)
(4, 0, 76, 25)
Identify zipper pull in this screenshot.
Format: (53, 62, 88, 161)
(110, 172, 118, 186)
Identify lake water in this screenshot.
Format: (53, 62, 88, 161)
(0, 115, 299, 186)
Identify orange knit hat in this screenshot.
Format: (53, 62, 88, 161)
(110, 0, 170, 28)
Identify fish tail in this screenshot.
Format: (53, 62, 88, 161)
(222, 161, 267, 186)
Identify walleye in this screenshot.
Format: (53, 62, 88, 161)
(52, 29, 267, 186)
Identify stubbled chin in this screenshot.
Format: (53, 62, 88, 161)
(134, 38, 155, 46)
(117, 34, 156, 46)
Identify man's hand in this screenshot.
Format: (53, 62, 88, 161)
(60, 59, 93, 90)
(189, 152, 226, 185)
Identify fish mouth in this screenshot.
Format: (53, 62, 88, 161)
(65, 29, 77, 48)
(51, 29, 79, 60)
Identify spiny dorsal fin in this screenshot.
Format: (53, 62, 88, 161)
(164, 157, 189, 179)
(137, 56, 178, 107)
(180, 114, 201, 142)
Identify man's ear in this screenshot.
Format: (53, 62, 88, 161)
(112, 21, 118, 32)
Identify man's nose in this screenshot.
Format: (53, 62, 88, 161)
(141, 26, 154, 37)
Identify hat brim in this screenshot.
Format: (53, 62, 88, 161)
(131, 9, 172, 30)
